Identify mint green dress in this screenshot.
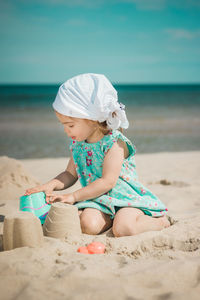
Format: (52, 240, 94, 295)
(70, 130, 168, 220)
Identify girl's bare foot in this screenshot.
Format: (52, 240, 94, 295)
(159, 215, 171, 228)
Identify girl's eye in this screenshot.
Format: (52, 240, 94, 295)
(69, 125, 74, 128)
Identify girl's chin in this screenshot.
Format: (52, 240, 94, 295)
(71, 137, 81, 141)
(70, 136, 85, 142)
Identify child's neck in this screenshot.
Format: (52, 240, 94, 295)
(86, 129, 109, 143)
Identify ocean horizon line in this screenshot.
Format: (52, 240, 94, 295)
(0, 82, 200, 87)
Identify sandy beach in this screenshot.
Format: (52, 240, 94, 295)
(0, 151, 200, 300)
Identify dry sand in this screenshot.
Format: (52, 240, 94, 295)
(0, 152, 200, 300)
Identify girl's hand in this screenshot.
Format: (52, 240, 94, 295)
(24, 185, 54, 203)
(45, 193, 76, 205)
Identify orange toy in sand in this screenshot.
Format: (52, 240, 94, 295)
(87, 242, 105, 254)
(77, 246, 89, 254)
(77, 242, 105, 254)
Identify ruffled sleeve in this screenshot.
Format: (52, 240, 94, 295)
(102, 130, 136, 158)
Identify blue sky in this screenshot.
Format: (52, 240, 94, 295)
(0, 0, 200, 84)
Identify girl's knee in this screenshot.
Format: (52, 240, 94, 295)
(112, 207, 144, 237)
(112, 221, 137, 237)
(80, 214, 101, 235)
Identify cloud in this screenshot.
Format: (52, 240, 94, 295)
(165, 28, 200, 39)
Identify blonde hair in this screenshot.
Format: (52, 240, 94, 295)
(97, 111, 123, 134)
(87, 111, 124, 135)
(97, 120, 123, 135)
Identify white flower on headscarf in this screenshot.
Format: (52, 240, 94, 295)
(106, 102, 129, 130)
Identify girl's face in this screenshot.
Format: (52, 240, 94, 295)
(55, 111, 99, 142)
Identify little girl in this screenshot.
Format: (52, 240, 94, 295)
(25, 73, 170, 237)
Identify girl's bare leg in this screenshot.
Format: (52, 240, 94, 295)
(135, 214, 170, 234)
(112, 207, 170, 237)
(78, 209, 83, 217)
(79, 208, 113, 235)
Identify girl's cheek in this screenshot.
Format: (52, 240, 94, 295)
(64, 126, 70, 134)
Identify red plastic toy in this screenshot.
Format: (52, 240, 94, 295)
(77, 246, 89, 254)
(77, 242, 105, 254)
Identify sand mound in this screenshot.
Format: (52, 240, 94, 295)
(0, 156, 39, 201)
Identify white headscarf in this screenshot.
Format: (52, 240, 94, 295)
(52, 73, 129, 130)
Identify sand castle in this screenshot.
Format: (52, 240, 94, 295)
(3, 211, 44, 251)
(2, 202, 82, 251)
(43, 202, 82, 240)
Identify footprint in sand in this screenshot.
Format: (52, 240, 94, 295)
(151, 179, 190, 187)
(156, 292, 173, 300)
(116, 256, 128, 269)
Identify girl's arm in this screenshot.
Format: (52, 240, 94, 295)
(73, 139, 125, 202)
(25, 155, 78, 196)
(47, 155, 78, 191)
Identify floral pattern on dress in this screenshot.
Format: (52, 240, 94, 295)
(70, 130, 168, 219)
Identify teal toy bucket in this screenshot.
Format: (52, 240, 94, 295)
(20, 192, 51, 224)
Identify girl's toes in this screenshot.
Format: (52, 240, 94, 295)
(160, 216, 170, 228)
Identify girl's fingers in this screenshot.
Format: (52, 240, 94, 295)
(24, 188, 55, 199)
(60, 200, 67, 203)
(49, 196, 63, 203)
(45, 193, 64, 204)
(24, 186, 43, 195)
(46, 195, 58, 204)
(52, 197, 61, 202)
(45, 193, 54, 197)
(45, 193, 54, 202)
(46, 196, 52, 203)
(24, 189, 36, 195)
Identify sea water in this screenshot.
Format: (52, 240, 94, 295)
(0, 84, 200, 159)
